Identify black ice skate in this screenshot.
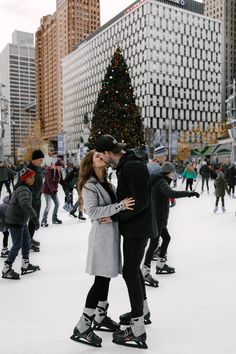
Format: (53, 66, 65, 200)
(156, 263, 175, 274)
(31, 239, 40, 247)
(112, 327, 147, 349)
(30, 244, 40, 252)
(52, 218, 62, 224)
(93, 316, 120, 332)
(119, 312, 151, 326)
(1, 247, 9, 258)
(21, 259, 40, 275)
(41, 220, 49, 227)
(2, 262, 20, 280)
(78, 211, 86, 221)
(144, 273, 159, 287)
(70, 327, 102, 347)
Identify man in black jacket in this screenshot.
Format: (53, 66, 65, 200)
(95, 134, 157, 349)
(27, 150, 44, 251)
(142, 162, 199, 282)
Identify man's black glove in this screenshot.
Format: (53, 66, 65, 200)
(32, 217, 40, 230)
(189, 191, 200, 198)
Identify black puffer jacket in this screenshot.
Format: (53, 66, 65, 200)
(151, 173, 190, 230)
(5, 182, 37, 227)
(111, 149, 157, 239)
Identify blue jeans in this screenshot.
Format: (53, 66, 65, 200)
(42, 193, 59, 222)
(8, 225, 31, 264)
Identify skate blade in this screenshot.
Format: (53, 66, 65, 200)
(156, 269, 175, 275)
(70, 335, 102, 347)
(145, 281, 159, 288)
(112, 339, 148, 349)
(93, 325, 120, 332)
(21, 267, 40, 275)
(2, 274, 20, 280)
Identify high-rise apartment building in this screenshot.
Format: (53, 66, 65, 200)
(0, 31, 36, 159)
(35, 0, 100, 146)
(62, 0, 222, 156)
(204, 0, 236, 117)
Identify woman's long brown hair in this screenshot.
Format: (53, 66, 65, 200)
(78, 150, 109, 209)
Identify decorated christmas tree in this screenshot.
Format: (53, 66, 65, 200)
(88, 48, 145, 149)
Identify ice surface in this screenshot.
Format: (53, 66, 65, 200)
(0, 178, 236, 354)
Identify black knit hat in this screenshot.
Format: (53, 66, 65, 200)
(32, 149, 44, 160)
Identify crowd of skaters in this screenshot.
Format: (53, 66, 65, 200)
(0, 138, 235, 349)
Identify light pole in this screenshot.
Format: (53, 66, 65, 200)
(11, 119, 16, 165)
(0, 83, 9, 161)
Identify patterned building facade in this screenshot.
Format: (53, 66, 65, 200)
(35, 0, 100, 144)
(62, 0, 222, 154)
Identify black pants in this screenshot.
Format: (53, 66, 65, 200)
(186, 178, 194, 191)
(229, 186, 235, 195)
(215, 196, 225, 207)
(122, 237, 147, 318)
(2, 230, 9, 248)
(144, 228, 171, 267)
(28, 199, 41, 239)
(201, 176, 209, 191)
(0, 181, 11, 195)
(85, 276, 110, 309)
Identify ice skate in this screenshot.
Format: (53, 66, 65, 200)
(30, 243, 40, 252)
(213, 206, 218, 213)
(222, 206, 226, 213)
(41, 220, 49, 227)
(32, 239, 40, 247)
(156, 256, 175, 274)
(156, 263, 175, 274)
(70, 326, 102, 347)
(93, 303, 120, 332)
(30, 239, 40, 252)
(142, 265, 159, 287)
(119, 311, 151, 326)
(113, 317, 147, 349)
(70, 313, 102, 347)
(2, 262, 20, 280)
(21, 258, 40, 275)
(1, 247, 9, 258)
(52, 218, 62, 224)
(78, 211, 86, 221)
(69, 206, 77, 218)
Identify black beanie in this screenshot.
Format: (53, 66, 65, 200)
(32, 149, 44, 160)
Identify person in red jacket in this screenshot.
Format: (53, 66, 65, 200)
(41, 159, 65, 226)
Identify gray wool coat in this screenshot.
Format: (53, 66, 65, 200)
(82, 177, 124, 278)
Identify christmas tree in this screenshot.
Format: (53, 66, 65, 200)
(88, 48, 145, 149)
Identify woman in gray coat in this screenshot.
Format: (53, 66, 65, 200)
(71, 150, 135, 348)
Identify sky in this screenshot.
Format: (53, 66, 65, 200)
(0, 0, 203, 53)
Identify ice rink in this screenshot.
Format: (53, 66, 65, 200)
(1, 178, 236, 354)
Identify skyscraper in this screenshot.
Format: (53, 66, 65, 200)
(35, 0, 100, 146)
(204, 0, 236, 117)
(0, 31, 36, 160)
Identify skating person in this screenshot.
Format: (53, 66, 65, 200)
(213, 170, 230, 213)
(27, 149, 44, 252)
(63, 165, 86, 220)
(147, 144, 168, 175)
(70, 150, 135, 347)
(95, 134, 157, 349)
(199, 161, 211, 193)
(41, 159, 65, 226)
(0, 195, 11, 258)
(142, 162, 200, 281)
(226, 163, 236, 198)
(181, 163, 197, 191)
(0, 161, 16, 197)
(2, 168, 40, 280)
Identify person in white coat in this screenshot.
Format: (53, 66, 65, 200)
(70, 150, 135, 348)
